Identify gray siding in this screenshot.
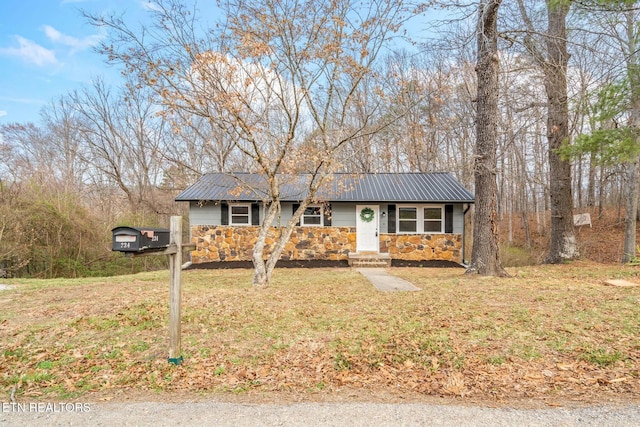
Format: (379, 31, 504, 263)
(279, 202, 295, 225)
(189, 201, 219, 226)
(380, 204, 390, 234)
(331, 203, 356, 227)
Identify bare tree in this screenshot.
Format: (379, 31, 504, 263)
(569, 1, 640, 262)
(541, 1, 579, 263)
(41, 97, 87, 193)
(162, 113, 242, 177)
(88, 0, 410, 287)
(70, 78, 170, 219)
(0, 117, 108, 278)
(516, 0, 579, 263)
(466, 0, 508, 276)
(624, 5, 640, 262)
(598, 4, 640, 263)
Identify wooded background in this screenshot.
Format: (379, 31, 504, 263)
(1, 0, 638, 278)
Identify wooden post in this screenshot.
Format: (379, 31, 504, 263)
(168, 215, 183, 365)
(115, 217, 194, 365)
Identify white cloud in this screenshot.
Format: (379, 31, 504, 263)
(0, 111, 7, 118)
(43, 25, 103, 51)
(0, 96, 46, 105)
(141, 1, 162, 12)
(0, 36, 58, 67)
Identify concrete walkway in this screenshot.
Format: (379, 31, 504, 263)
(356, 268, 421, 292)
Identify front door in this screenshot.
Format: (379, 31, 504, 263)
(356, 204, 379, 253)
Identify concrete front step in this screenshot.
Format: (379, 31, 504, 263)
(351, 262, 390, 268)
(347, 252, 392, 268)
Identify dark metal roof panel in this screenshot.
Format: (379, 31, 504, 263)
(175, 172, 475, 203)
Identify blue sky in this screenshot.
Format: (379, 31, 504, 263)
(0, 1, 437, 127)
(0, 0, 159, 125)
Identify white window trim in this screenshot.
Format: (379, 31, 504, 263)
(229, 203, 251, 226)
(396, 204, 444, 234)
(423, 206, 444, 233)
(300, 204, 324, 227)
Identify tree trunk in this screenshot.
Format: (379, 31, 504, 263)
(623, 158, 640, 262)
(251, 192, 317, 287)
(543, 1, 579, 264)
(252, 201, 280, 288)
(576, 154, 583, 209)
(466, 0, 508, 277)
(587, 154, 596, 208)
(598, 167, 605, 220)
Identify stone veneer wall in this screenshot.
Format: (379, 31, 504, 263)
(190, 226, 356, 263)
(190, 225, 462, 263)
(380, 233, 462, 263)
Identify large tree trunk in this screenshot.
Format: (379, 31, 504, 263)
(543, 1, 579, 264)
(466, 0, 508, 277)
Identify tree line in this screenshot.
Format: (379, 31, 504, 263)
(0, 0, 638, 281)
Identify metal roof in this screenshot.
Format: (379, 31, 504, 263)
(175, 172, 475, 203)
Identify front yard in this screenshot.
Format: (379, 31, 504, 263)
(1, 261, 639, 405)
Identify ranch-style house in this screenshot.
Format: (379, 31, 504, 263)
(175, 172, 475, 266)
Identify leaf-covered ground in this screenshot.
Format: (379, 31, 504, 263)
(1, 262, 639, 406)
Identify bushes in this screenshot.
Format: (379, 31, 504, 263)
(0, 180, 167, 278)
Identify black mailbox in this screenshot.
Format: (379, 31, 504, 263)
(112, 226, 171, 253)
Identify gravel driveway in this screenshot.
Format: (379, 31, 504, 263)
(2, 401, 640, 427)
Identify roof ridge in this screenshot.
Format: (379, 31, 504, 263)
(204, 171, 453, 175)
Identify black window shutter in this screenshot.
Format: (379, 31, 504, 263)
(221, 202, 229, 225)
(293, 203, 300, 226)
(251, 203, 260, 225)
(387, 204, 396, 233)
(323, 204, 332, 226)
(445, 204, 454, 233)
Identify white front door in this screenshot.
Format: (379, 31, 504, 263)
(356, 204, 379, 253)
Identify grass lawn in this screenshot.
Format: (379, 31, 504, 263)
(1, 261, 639, 405)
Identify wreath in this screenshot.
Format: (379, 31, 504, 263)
(359, 207, 375, 223)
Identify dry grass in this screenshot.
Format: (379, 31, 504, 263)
(1, 261, 639, 405)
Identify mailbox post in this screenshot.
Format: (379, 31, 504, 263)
(111, 216, 194, 365)
(168, 216, 183, 365)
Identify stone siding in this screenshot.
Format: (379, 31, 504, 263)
(190, 226, 462, 263)
(190, 226, 356, 263)
(380, 233, 462, 263)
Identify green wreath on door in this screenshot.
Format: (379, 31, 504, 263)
(359, 207, 375, 223)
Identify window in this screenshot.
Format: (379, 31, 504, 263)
(230, 204, 250, 225)
(397, 205, 443, 233)
(301, 205, 323, 226)
(398, 207, 417, 232)
(423, 207, 443, 232)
